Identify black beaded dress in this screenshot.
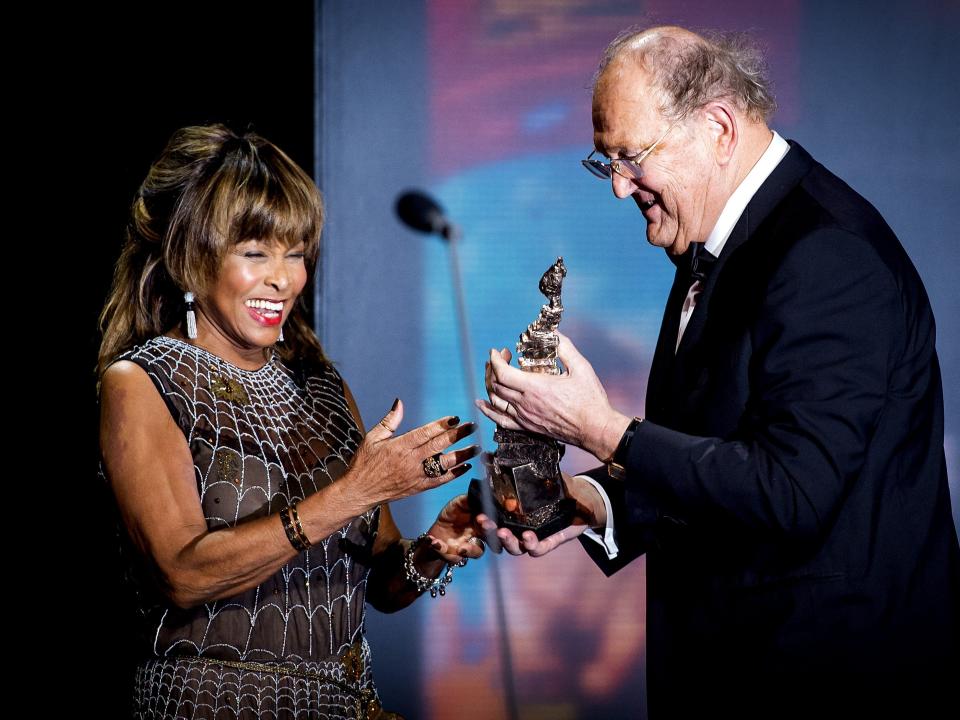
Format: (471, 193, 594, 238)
(104, 336, 387, 720)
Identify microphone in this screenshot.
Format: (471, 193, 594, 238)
(395, 190, 460, 240)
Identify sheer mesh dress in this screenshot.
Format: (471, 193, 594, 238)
(105, 336, 389, 720)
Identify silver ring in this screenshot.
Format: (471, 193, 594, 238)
(467, 536, 484, 548)
(422, 453, 445, 478)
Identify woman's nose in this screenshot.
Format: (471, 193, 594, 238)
(266, 259, 291, 291)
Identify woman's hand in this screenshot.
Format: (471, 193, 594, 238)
(425, 494, 486, 563)
(366, 495, 484, 612)
(341, 399, 480, 513)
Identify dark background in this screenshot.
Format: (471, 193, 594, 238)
(56, 3, 314, 716)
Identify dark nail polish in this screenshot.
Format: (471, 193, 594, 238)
(391, 398, 399, 411)
(448, 416, 460, 426)
(464, 464, 472, 472)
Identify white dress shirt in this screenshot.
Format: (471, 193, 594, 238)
(676, 132, 790, 349)
(581, 131, 791, 559)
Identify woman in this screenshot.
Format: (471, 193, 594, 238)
(98, 124, 483, 719)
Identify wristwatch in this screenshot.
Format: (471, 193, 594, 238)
(607, 417, 643, 480)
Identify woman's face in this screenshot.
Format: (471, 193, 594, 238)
(196, 238, 307, 362)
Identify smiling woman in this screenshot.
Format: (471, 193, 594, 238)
(96, 124, 484, 719)
(198, 238, 309, 366)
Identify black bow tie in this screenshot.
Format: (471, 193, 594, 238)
(669, 243, 717, 283)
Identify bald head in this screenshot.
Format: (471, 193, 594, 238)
(594, 25, 776, 124)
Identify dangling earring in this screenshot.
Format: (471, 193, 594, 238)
(278, 326, 284, 342)
(184, 291, 198, 339)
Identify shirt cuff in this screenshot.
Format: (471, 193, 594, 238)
(577, 474, 619, 559)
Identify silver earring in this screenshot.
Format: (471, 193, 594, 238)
(278, 326, 284, 342)
(184, 291, 198, 339)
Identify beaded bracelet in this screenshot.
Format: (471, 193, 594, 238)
(404, 533, 457, 598)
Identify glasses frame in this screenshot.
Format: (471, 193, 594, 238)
(582, 122, 678, 181)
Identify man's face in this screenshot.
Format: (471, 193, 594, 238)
(592, 65, 717, 256)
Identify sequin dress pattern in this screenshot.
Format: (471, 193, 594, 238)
(109, 336, 382, 719)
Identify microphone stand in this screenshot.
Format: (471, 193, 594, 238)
(443, 224, 520, 720)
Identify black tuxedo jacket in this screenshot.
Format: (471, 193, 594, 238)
(581, 142, 959, 716)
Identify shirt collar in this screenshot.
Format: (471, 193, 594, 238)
(703, 131, 790, 258)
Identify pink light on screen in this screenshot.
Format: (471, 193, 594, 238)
(428, 0, 800, 179)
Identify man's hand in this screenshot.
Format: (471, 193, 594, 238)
(476, 332, 632, 463)
(477, 474, 608, 557)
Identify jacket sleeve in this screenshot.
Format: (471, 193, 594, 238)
(577, 466, 657, 576)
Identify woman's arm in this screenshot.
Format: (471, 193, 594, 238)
(100, 360, 477, 609)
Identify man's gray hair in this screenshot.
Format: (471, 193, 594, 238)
(596, 27, 777, 122)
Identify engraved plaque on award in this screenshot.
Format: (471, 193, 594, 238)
(469, 257, 576, 540)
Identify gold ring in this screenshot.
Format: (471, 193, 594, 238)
(378, 419, 393, 432)
(422, 453, 445, 478)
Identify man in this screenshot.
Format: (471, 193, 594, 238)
(478, 25, 959, 716)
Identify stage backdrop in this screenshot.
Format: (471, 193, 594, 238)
(317, 1, 959, 718)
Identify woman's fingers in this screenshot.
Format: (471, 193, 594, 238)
(427, 533, 485, 562)
(365, 398, 403, 442)
(404, 414, 465, 447)
(415, 445, 478, 487)
(420, 461, 473, 490)
(419, 421, 478, 454)
(354, 412, 479, 503)
(462, 535, 485, 559)
(433, 445, 480, 473)
(395, 417, 478, 457)
(424, 442, 480, 473)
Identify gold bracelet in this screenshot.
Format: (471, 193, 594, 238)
(289, 502, 312, 549)
(280, 503, 309, 552)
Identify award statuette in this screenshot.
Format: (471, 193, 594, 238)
(469, 257, 576, 540)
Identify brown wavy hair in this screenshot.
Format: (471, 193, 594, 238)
(98, 124, 326, 380)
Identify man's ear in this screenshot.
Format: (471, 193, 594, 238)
(701, 101, 738, 165)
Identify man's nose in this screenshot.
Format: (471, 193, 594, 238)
(611, 171, 637, 200)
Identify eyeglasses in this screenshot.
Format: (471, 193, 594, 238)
(582, 123, 677, 181)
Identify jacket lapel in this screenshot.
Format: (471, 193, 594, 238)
(674, 141, 816, 359)
(646, 261, 693, 424)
